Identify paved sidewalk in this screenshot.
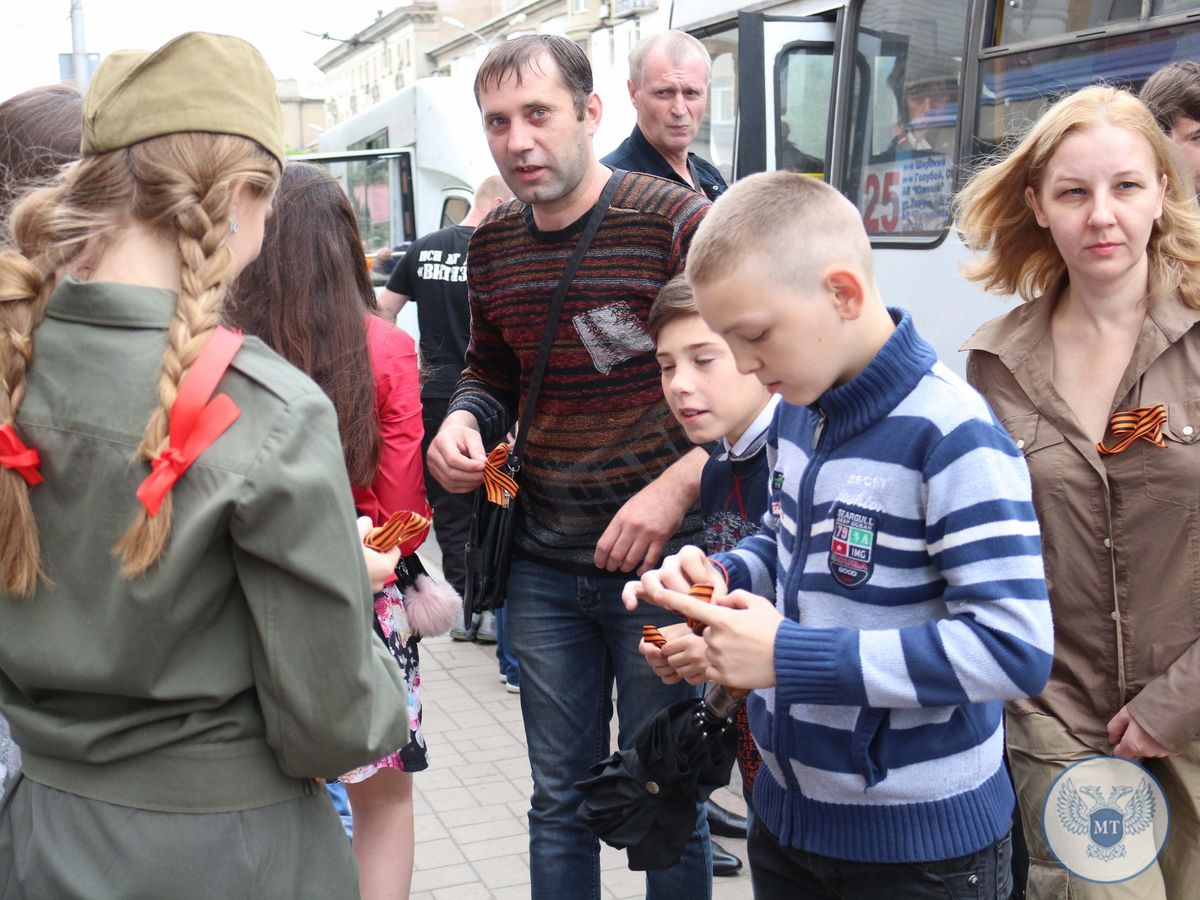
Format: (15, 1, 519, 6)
(411, 633, 754, 900)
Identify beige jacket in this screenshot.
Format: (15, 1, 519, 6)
(964, 285, 1200, 752)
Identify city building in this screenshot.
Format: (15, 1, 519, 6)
(315, 1, 670, 141)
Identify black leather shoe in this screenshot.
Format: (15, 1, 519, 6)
(711, 840, 743, 877)
(706, 799, 749, 839)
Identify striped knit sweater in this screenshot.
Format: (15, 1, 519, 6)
(714, 309, 1054, 863)
(449, 172, 709, 570)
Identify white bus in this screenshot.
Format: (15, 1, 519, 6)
(293, 76, 494, 255)
(671, 0, 1200, 365)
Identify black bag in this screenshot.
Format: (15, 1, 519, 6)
(463, 444, 521, 616)
(461, 170, 626, 618)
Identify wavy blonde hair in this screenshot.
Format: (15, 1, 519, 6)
(954, 85, 1200, 308)
(0, 133, 278, 595)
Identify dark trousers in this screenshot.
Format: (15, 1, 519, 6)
(747, 818, 1012, 900)
(420, 397, 473, 597)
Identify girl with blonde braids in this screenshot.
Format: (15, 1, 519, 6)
(0, 33, 409, 898)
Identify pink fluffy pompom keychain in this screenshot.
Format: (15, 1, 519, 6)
(394, 553, 461, 637)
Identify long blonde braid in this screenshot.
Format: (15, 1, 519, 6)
(0, 249, 52, 596)
(0, 152, 122, 596)
(113, 133, 278, 577)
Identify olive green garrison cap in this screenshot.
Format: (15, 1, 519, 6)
(82, 31, 284, 164)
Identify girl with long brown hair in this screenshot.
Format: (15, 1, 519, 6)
(229, 161, 438, 900)
(0, 33, 409, 897)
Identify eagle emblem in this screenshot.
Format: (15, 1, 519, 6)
(1056, 777, 1156, 862)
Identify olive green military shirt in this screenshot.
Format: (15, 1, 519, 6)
(0, 278, 409, 812)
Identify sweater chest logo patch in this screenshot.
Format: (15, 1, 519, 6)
(572, 302, 655, 375)
(829, 505, 876, 588)
(770, 471, 785, 519)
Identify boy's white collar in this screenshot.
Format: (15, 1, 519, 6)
(723, 394, 782, 460)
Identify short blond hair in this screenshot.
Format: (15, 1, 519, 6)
(955, 85, 1200, 308)
(474, 174, 513, 206)
(687, 172, 874, 292)
(629, 31, 712, 86)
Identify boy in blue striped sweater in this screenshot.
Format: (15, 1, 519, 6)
(623, 172, 1053, 899)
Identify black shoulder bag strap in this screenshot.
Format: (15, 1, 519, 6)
(507, 168, 626, 472)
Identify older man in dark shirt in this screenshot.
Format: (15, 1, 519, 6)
(603, 30, 727, 201)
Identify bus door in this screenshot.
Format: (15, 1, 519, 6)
(289, 148, 417, 254)
(734, 11, 838, 181)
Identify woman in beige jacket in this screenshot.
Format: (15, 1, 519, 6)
(958, 85, 1200, 899)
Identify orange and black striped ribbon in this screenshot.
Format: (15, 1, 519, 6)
(686, 582, 714, 633)
(483, 443, 520, 506)
(1096, 403, 1168, 456)
(641, 583, 716, 646)
(364, 510, 432, 552)
(642, 624, 667, 648)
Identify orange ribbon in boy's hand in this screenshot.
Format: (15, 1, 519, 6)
(643, 582, 748, 699)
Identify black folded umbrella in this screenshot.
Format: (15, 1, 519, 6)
(575, 671, 742, 870)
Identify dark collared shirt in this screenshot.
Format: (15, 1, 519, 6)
(602, 124, 727, 201)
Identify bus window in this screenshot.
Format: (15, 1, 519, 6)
(993, 0, 1200, 46)
(441, 196, 470, 228)
(777, 43, 833, 179)
(342, 130, 392, 251)
(288, 147, 414, 250)
(974, 21, 1200, 158)
(689, 27, 737, 186)
(844, 0, 968, 238)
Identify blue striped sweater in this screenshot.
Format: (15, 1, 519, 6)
(714, 309, 1053, 863)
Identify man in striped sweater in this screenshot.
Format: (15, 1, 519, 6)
(427, 35, 714, 900)
(624, 172, 1054, 898)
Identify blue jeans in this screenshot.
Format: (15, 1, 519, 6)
(494, 605, 519, 684)
(506, 558, 713, 900)
(324, 780, 353, 840)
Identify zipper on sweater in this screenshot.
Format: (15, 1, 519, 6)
(774, 406, 828, 795)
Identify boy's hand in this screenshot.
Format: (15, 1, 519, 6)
(639, 622, 710, 686)
(642, 587, 782, 691)
(639, 622, 694, 685)
(622, 545, 722, 611)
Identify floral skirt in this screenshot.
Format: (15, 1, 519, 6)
(340, 581, 429, 783)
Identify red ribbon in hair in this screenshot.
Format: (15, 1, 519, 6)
(0, 423, 43, 485)
(136, 327, 243, 517)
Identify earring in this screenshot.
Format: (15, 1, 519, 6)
(229, 219, 240, 235)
